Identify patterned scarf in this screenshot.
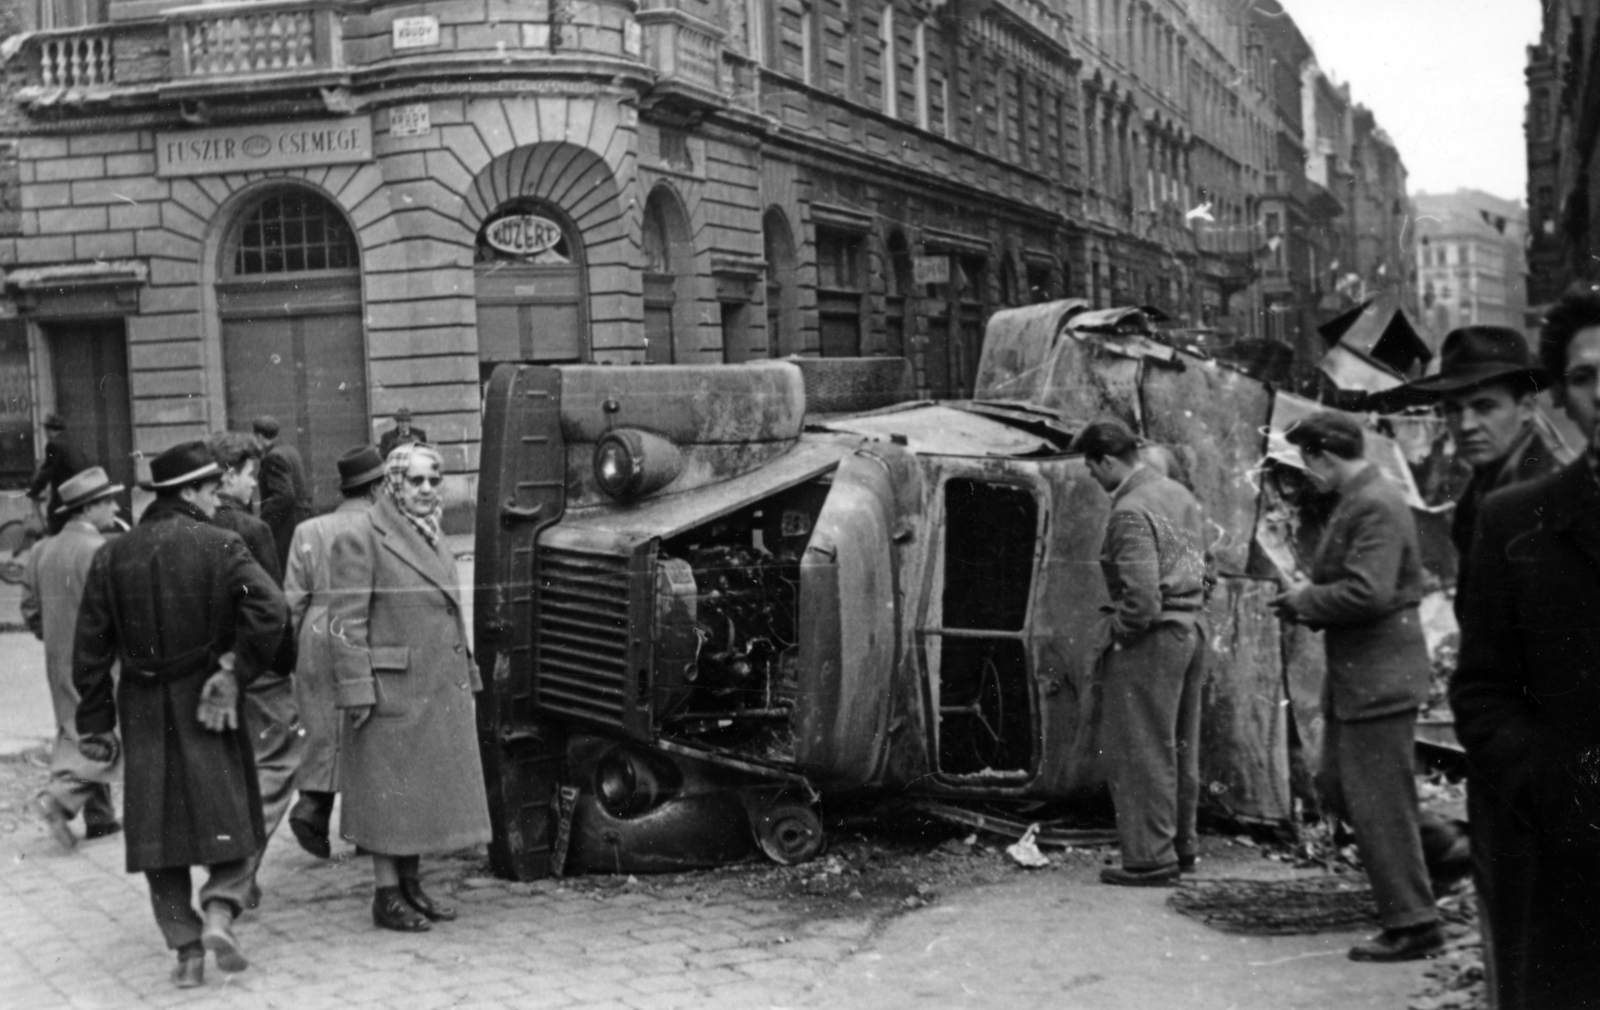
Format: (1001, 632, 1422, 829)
(385, 441, 444, 547)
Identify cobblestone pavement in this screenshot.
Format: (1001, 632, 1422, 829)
(1, 794, 882, 1009)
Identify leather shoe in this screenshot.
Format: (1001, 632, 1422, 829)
(1100, 864, 1181, 887)
(1348, 923, 1446, 962)
(35, 795, 77, 851)
(373, 886, 431, 932)
(201, 903, 248, 972)
(289, 816, 331, 859)
(400, 877, 458, 922)
(1178, 854, 1198, 873)
(170, 955, 205, 989)
(84, 820, 121, 840)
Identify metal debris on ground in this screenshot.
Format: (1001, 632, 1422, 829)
(1167, 873, 1379, 935)
(1409, 884, 1486, 1010)
(913, 802, 1120, 848)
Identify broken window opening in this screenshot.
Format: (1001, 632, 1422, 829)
(936, 479, 1038, 776)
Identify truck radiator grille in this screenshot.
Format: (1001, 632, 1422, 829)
(534, 544, 633, 729)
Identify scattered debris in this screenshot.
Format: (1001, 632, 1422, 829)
(1004, 824, 1051, 868)
(1169, 873, 1378, 935)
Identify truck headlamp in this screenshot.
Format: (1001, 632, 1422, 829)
(593, 429, 683, 500)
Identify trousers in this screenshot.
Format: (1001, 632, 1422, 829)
(241, 673, 305, 885)
(1102, 623, 1206, 870)
(1317, 709, 1436, 930)
(40, 726, 119, 828)
(144, 860, 253, 949)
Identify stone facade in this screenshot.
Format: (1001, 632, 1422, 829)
(0, 0, 1411, 526)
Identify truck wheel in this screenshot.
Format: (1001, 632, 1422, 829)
(755, 804, 824, 866)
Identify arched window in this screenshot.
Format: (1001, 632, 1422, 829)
(228, 191, 358, 276)
(763, 208, 800, 357)
(643, 187, 694, 364)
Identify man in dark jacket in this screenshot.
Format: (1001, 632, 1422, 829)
(28, 413, 81, 536)
(208, 431, 302, 908)
(377, 407, 427, 460)
(73, 441, 287, 989)
(1070, 419, 1209, 887)
(253, 415, 311, 573)
(1451, 288, 1600, 1008)
(1401, 325, 1562, 1004)
(1275, 411, 1442, 962)
(1403, 325, 1562, 599)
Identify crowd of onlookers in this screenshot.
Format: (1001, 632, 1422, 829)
(22, 409, 489, 989)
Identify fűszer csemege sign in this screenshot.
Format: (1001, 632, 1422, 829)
(484, 214, 564, 257)
(156, 117, 374, 178)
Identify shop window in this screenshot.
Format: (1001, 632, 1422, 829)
(231, 192, 358, 276)
(815, 228, 864, 357)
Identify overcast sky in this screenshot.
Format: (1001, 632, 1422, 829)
(1282, 0, 1541, 203)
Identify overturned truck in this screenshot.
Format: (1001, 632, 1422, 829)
(473, 300, 1355, 880)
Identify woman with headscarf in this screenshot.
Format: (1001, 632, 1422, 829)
(326, 442, 491, 931)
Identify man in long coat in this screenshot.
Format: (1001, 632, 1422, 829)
(281, 445, 386, 858)
(1276, 411, 1441, 962)
(377, 407, 427, 460)
(207, 431, 301, 906)
(74, 441, 287, 988)
(1401, 325, 1562, 1004)
(22, 466, 124, 848)
(253, 415, 311, 573)
(1070, 419, 1210, 887)
(1452, 288, 1600, 1007)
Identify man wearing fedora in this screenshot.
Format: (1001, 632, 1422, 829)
(281, 445, 388, 858)
(1403, 325, 1563, 599)
(1401, 325, 1563, 1006)
(377, 407, 427, 461)
(27, 413, 82, 536)
(72, 441, 287, 989)
(21, 467, 125, 850)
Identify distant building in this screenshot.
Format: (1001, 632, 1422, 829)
(1412, 190, 1529, 341)
(1525, 4, 1597, 306)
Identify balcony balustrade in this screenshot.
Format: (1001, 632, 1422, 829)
(35, 28, 116, 88)
(167, 0, 342, 80)
(636, 6, 725, 111)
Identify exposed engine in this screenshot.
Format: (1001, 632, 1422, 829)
(650, 480, 829, 754)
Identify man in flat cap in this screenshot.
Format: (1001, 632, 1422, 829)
(1274, 411, 1442, 962)
(1070, 418, 1210, 887)
(28, 413, 81, 536)
(73, 441, 287, 988)
(377, 407, 427, 461)
(1401, 325, 1561, 1004)
(22, 466, 125, 849)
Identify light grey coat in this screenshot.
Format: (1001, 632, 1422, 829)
(283, 497, 372, 793)
(327, 494, 490, 855)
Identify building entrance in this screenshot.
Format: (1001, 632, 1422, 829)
(43, 317, 134, 507)
(475, 202, 587, 382)
(217, 190, 368, 511)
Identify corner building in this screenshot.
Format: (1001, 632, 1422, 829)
(0, 0, 1085, 522)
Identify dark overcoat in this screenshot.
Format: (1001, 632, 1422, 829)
(1450, 428, 1559, 601)
(327, 494, 491, 854)
(378, 425, 428, 461)
(73, 497, 288, 871)
(259, 440, 311, 572)
(1452, 459, 1600, 1007)
(1287, 466, 1430, 721)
